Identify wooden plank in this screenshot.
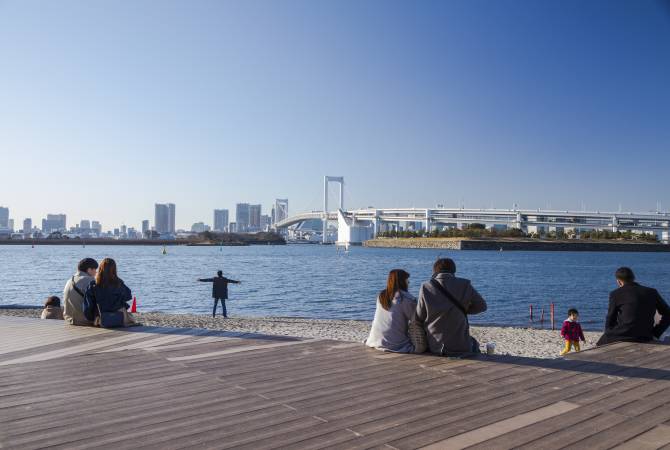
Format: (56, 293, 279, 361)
(418, 401, 580, 449)
(613, 425, 670, 450)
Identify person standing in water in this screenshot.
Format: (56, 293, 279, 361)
(197, 270, 240, 318)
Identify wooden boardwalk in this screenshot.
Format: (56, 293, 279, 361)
(2, 316, 670, 449)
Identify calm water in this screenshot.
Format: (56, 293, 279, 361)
(1, 244, 669, 330)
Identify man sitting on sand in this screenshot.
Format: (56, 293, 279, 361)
(597, 267, 670, 346)
(197, 270, 240, 318)
(415, 258, 487, 355)
(63, 258, 98, 326)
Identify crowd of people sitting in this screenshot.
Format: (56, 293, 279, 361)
(364, 258, 670, 356)
(41, 256, 670, 357)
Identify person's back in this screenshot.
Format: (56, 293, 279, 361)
(416, 258, 487, 355)
(41, 296, 64, 320)
(63, 258, 98, 326)
(366, 269, 417, 353)
(82, 258, 133, 324)
(598, 267, 670, 345)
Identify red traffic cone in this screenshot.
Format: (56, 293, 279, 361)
(130, 296, 137, 313)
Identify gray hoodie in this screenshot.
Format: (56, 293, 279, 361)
(415, 272, 487, 354)
(63, 271, 94, 326)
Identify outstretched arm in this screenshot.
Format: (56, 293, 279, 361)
(197, 278, 214, 282)
(224, 277, 240, 284)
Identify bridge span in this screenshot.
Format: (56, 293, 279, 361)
(275, 207, 670, 244)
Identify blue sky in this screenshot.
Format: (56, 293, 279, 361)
(1, 0, 669, 230)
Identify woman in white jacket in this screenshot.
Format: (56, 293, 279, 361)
(365, 269, 418, 353)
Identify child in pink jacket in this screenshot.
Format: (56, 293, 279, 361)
(560, 308, 585, 355)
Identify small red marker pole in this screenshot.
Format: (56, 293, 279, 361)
(130, 296, 137, 313)
(550, 303, 555, 331)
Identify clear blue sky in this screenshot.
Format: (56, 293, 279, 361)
(1, 0, 669, 230)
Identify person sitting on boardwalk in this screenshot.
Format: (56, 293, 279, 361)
(415, 258, 487, 355)
(197, 271, 240, 318)
(40, 296, 64, 320)
(63, 258, 98, 326)
(366, 269, 421, 353)
(597, 267, 670, 346)
(560, 308, 585, 355)
(83, 258, 138, 327)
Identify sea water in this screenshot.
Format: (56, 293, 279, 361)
(1, 244, 669, 330)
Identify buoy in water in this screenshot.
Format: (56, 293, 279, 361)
(162, 246, 167, 255)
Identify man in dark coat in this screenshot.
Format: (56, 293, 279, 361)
(197, 270, 240, 318)
(597, 267, 670, 346)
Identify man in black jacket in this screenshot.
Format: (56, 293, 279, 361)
(597, 267, 670, 346)
(197, 270, 240, 318)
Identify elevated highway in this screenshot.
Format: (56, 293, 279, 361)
(275, 208, 670, 244)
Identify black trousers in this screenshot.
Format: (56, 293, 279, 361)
(213, 298, 227, 317)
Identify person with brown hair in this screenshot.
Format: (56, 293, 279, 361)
(365, 269, 419, 353)
(82, 258, 137, 327)
(415, 258, 487, 355)
(40, 296, 64, 320)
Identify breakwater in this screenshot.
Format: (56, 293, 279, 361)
(364, 238, 670, 252)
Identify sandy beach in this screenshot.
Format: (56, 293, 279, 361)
(0, 307, 602, 358)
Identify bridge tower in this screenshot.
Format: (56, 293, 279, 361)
(323, 176, 344, 243)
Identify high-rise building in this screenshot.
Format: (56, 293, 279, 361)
(8, 219, 14, 232)
(42, 214, 66, 233)
(260, 214, 271, 231)
(249, 204, 262, 231)
(0, 207, 8, 229)
(168, 203, 176, 233)
(80, 220, 91, 230)
(23, 218, 32, 234)
(213, 209, 229, 232)
(275, 199, 289, 224)
(155, 203, 175, 234)
(120, 225, 127, 236)
(142, 220, 150, 234)
(91, 221, 102, 235)
(235, 203, 250, 232)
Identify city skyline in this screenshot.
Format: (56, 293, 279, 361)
(1, 1, 669, 228)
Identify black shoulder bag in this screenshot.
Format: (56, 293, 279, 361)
(71, 276, 86, 298)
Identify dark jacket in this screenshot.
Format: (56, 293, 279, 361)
(597, 283, 670, 346)
(415, 272, 487, 355)
(198, 276, 239, 299)
(83, 280, 132, 322)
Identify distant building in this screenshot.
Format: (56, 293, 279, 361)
(91, 221, 102, 235)
(23, 218, 32, 234)
(260, 214, 271, 231)
(8, 219, 14, 232)
(80, 220, 91, 230)
(236, 203, 250, 232)
(42, 214, 66, 233)
(191, 222, 210, 233)
(249, 204, 262, 231)
(155, 203, 176, 234)
(229, 222, 237, 233)
(142, 220, 150, 235)
(120, 225, 127, 236)
(114, 228, 120, 237)
(0, 207, 8, 229)
(213, 209, 229, 232)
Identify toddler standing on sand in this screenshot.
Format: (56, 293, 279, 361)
(560, 308, 585, 356)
